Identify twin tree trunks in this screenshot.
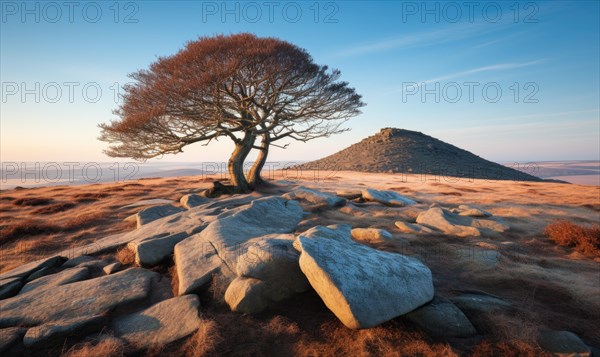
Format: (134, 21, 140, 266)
(98, 33, 365, 192)
(227, 131, 268, 193)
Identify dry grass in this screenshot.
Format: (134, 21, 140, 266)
(544, 220, 600, 258)
(33, 202, 77, 214)
(1, 172, 599, 355)
(116, 246, 136, 265)
(13, 197, 54, 206)
(179, 318, 221, 356)
(295, 320, 457, 357)
(61, 336, 127, 357)
(0, 219, 61, 243)
(469, 340, 551, 357)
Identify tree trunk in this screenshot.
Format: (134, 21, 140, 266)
(248, 132, 270, 189)
(228, 131, 255, 193)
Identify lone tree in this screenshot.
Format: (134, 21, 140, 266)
(99, 33, 365, 192)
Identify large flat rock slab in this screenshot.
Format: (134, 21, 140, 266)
(0, 268, 158, 327)
(0, 256, 66, 281)
(296, 225, 434, 329)
(112, 295, 201, 350)
(175, 197, 303, 296)
(23, 315, 105, 348)
(20, 267, 90, 294)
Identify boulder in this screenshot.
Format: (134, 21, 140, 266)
(226, 234, 310, 313)
(224, 278, 270, 314)
(416, 207, 508, 237)
(283, 187, 346, 207)
(20, 267, 90, 294)
(361, 188, 416, 206)
(350, 228, 393, 243)
(296, 225, 434, 329)
(112, 295, 201, 350)
(0, 256, 66, 281)
(0, 268, 158, 327)
(175, 197, 303, 295)
(23, 315, 105, 348)
(406, 296, 477, 338)
(394, 221, 435, 234)
(0, 327, 26, 353)
(235, 234, 309, 294)
(538, 330, 591, 357)
(128, 232, 189, 267)
(180, 194, 209, 210)
(135, 205, 186, 228)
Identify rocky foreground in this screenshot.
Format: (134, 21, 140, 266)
(0, 180, 598, 356)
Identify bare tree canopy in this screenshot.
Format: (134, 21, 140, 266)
(99, 33, 365, 192)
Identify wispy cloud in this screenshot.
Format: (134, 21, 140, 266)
(420, 59, 546, 84)
(330, 23, 486, 58)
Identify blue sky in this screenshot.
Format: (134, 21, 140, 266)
(1, 0, 599, 164)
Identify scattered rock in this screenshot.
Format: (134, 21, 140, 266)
(128, 232, 189, 267)
(406, 296, 477, 338)
(350, 228, 393, 243)
(135, 205, 186, 228)
(283, 187, 346, 207)
(450, 292, 510, 315)
(394, 221, 435, 234)
(103, 262, 124, 275)
(180, 194, 209, 210)
(112, 295, 201, 350)
(451, 205, 492, 217)
(335, 190, 362, 200)
(20, 267, 89, 294)
(0, 279, 22, 300)
(23, 315, 105, 348)
(296, 225, 434, 329)
(0, 268, 158, 327)
(416, 207, 508, 237)
(538, 330, 592, 357)
(0, 256, 66, 281)
(175, 197, 303, 295)
(0, 327, 26, 353)
(361, 188, 416, 206)
(454, 247, 501, 269)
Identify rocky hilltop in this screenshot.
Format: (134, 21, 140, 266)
(296, 128, 542, 181)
